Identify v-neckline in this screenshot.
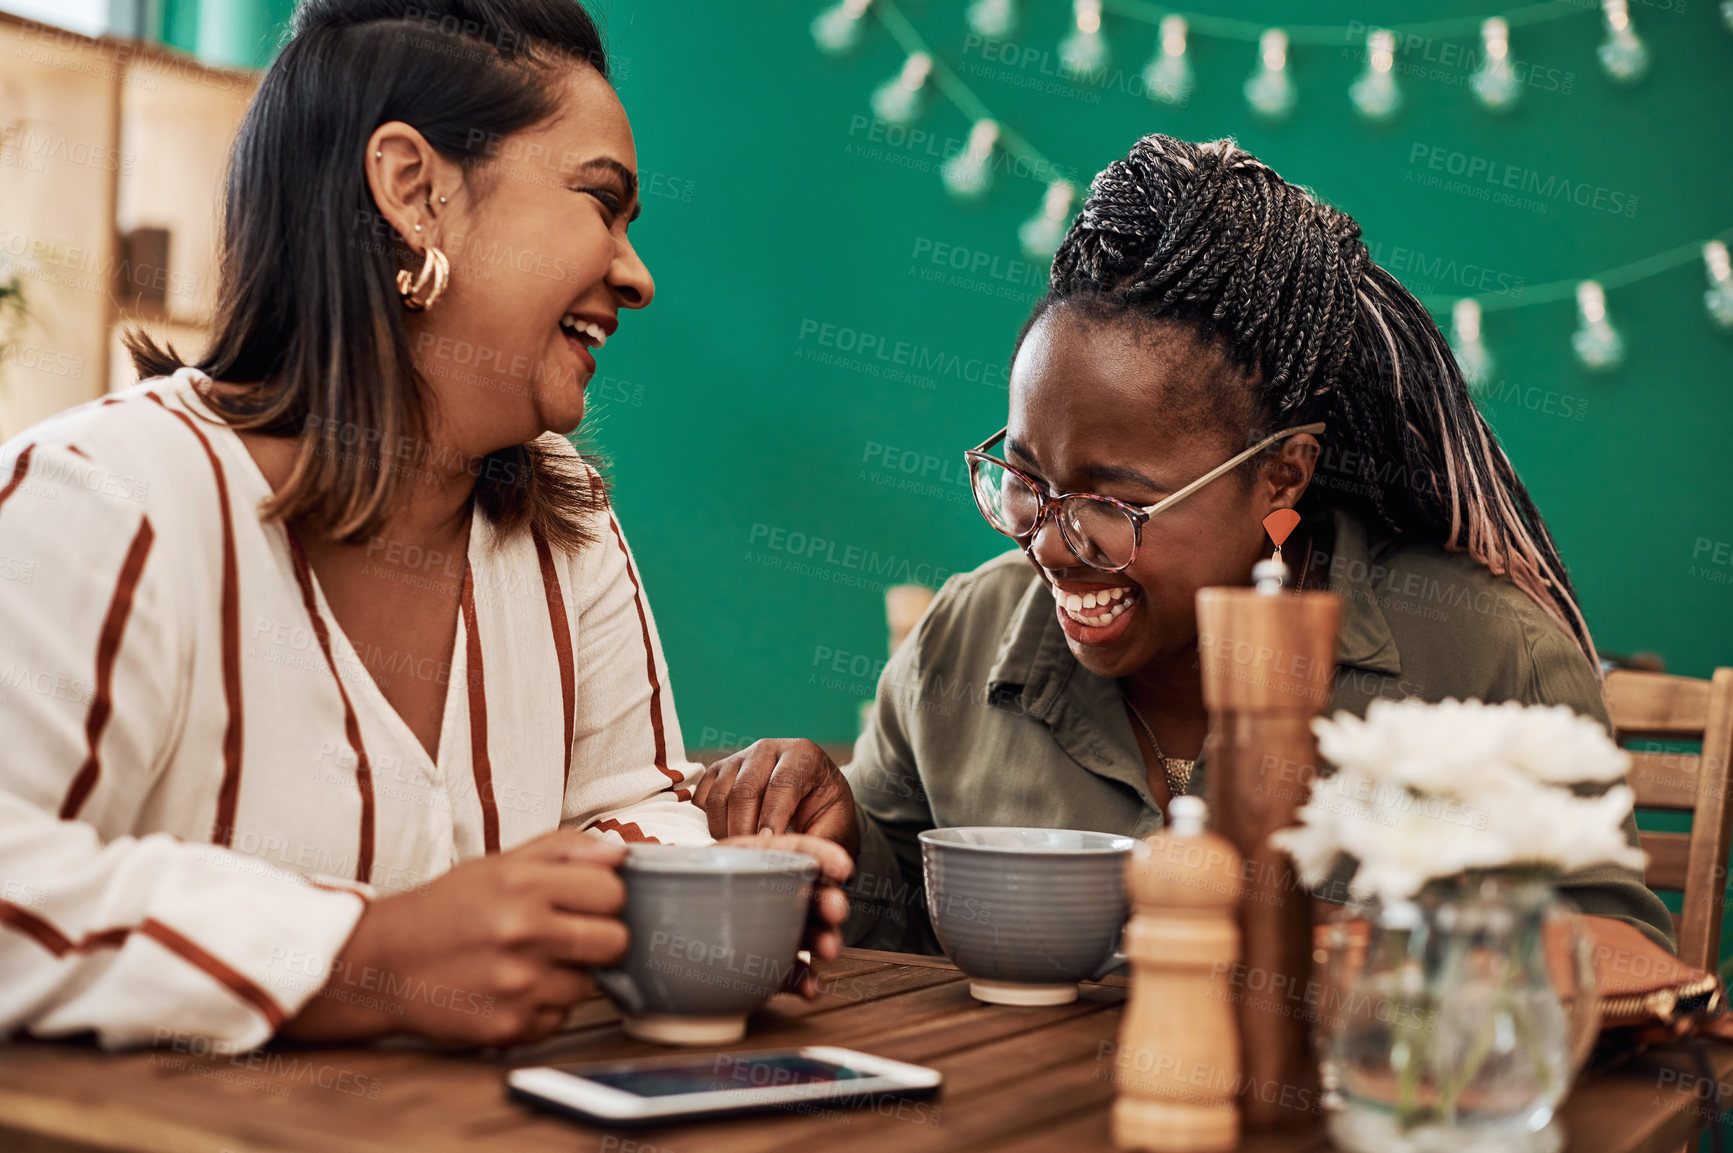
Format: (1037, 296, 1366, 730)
(177, 372, 478, 779)
(295, 541, 473, 778)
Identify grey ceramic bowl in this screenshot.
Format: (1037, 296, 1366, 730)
(920, 827, 1137, 1005)
(594, 845, 817, 1045)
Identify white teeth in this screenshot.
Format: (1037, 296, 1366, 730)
(1058, 587, 1137, 628)
(561, 314, 609, 349)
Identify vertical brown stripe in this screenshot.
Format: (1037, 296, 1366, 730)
(147, 394, 244, 845)
(0, 443, 36, 515)
(136, 919, 288, 1030)
(603, 516, 688, 797)
(531, 529, 576, 795)
(460, 563, 499, 854)
(60, 517, 156, 820)
(285, 535, 375, 884)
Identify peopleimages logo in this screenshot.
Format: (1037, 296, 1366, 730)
(1406, 143, 1638, 217)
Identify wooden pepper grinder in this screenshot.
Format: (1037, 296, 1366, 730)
(1194, 532, 1340, 1130)
(1113, 796, 1244, 1152)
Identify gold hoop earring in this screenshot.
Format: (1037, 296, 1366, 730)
(397, 245, 449, 311)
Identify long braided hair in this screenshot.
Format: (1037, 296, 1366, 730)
(1035, 134, 1596, 668)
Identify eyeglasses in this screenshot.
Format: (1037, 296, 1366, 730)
(963, 422, 1327, 572)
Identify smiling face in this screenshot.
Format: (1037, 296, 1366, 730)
(1003, 307, 1316, 680)
(397, 65, 653, 452)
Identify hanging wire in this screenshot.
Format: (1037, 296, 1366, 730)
(858, 0, 1723, 324)
(1422, 227, 1733, 314)
(1099, 0, 1592, 45)
(873, 0, 1058, 182)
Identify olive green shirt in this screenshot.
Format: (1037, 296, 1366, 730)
(841, 510, 1674, 954)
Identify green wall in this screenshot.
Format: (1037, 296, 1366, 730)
(586, 0, 1733, 746)
(217, 0, 1733, 745)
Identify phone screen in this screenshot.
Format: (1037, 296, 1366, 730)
(568, 1054, 867, 1099)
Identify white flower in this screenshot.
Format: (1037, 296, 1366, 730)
(1272, 698, 1641, 903)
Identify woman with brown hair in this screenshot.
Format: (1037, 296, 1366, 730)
(0, 0, 845, 1051)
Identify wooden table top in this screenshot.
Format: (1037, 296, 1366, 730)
(0, 948, 1728, 1153)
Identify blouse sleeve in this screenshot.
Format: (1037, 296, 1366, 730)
(0, 439, 367, 1050)
(558, 510, 711, 846)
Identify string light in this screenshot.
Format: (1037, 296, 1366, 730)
(1245, 29, 1296, 121)
(1141, 16, 1194, 106)
(1572, 281, 1625, 371)
(871, 52, 932, 124)
(811, 0, 872, 56)
(814, 0, 1726, 310)
(1019, 180, 1076, 260)
(1060, 0, 1109, 78)
(942, 119, 1000, 202)
(1597, 0, 1649, 84)
(1451, 299, 1494, 392)
(1349, 29, 1401, 122)
(1471, 18, 1521, 112)
(965, 0, 1016, 39)
(1705, 241, 1733, 329)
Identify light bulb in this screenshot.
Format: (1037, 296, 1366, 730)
(871, 52, 932, 125)
(1059, 0, 1109, 78)
(1349, 29, 1402, 121)
(1598, 0, 1649, 84)
(942, 119, 999, 202)
(1571, 281, 1625, 372)
(1245, 29, 1296, 121)
(966, 0, 1017, 40)
(1141, 16, 1194, 106)
(1471, 18, 1522, 112)
(1704, 241, 1733, 329)
(1450, 299, 1494, 393)
(1019, 180, 1076, 260)
(811, 0, 872, 57)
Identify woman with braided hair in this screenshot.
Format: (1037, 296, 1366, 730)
(696, 134, 1672, 954)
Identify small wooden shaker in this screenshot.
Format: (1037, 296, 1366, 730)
(1112, 796, 1244, 1153)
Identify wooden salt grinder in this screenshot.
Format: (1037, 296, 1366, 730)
(1113, 796, 1244, 1153)
(1195, 576, 1340, 1130)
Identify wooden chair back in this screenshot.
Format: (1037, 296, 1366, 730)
(1608, 668, 1733, 971)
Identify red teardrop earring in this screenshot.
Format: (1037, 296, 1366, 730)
(1263, 508, 1301, 567)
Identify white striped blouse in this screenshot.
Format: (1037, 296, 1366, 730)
(0, 366, 712, 1050)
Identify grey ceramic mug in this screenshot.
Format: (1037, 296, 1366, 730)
(594, 845, 817, 1045)
(920, 827, 1136, 1006)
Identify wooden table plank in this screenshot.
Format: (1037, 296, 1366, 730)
(645, 989, 1127, 1153)
(1, 950, 1730, 1153)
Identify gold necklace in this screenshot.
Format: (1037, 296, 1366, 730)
(1121, 535, 1313, 802)
(1123, 698, 1194, 799)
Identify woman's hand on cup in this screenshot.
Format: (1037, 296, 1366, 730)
(695, 738, 859, 857)
(279, 827, 628, 1047)
(715, 830, 852, 1000)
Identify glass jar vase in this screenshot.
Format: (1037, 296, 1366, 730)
(1319, 872, 1599, 1153)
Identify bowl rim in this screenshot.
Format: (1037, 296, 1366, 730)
(622, 844, 820, 876)
(918, 826, 1138, 854)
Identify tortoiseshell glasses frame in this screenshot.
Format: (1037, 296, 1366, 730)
(963, 422, 1327, 572)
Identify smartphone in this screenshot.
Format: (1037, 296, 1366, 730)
(506, 1046, 943, 1126)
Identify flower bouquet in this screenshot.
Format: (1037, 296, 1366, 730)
(1273, 698, 1641, 1153)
